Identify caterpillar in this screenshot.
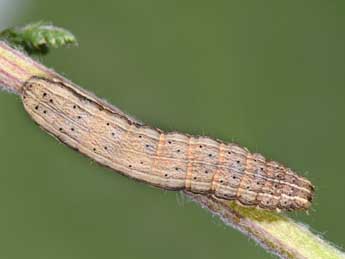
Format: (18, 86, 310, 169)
(21, 76, 314, 211)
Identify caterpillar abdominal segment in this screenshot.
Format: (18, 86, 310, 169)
(21, 76, 314, 211)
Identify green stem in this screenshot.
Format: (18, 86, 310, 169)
(186, 192, 344, 259)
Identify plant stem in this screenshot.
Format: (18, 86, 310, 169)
(0, 41, 56, 93)
(0, 40, 343, 259)
(186, 192, 344, 259)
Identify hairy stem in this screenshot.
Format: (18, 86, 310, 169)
(0, 41, 343, 259)
(185, 192, 344, 259)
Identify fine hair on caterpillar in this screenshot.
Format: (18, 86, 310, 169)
(21, 76, 314, 212)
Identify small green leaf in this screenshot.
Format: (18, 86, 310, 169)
(0, 21, 78, 55)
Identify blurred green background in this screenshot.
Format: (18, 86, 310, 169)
(0, 0, 344, 258)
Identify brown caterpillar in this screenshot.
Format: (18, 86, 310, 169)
(21, 76, 314, 211)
